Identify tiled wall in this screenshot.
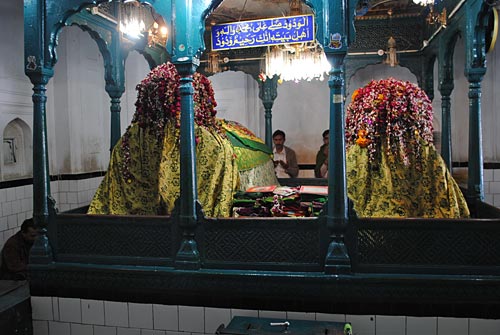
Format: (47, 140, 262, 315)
(483, 169, 500, 207)
(0, 177, 103, 250)
(30, 296, 500, 335)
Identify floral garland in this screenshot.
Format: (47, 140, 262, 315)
(345, 78, 434, 167)
(121, 62, 222, 183)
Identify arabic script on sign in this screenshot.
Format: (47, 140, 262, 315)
(211, 14, 314, 51)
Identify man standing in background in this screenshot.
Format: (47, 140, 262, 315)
(315, 130, 329, 178)
(272, 130, 299, 178)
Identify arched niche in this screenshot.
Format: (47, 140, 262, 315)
(2, 118, 32, 180)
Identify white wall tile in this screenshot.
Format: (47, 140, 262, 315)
(95, 325, 118, 335)
(484, 169, 494, 182)
(437, 317, 468, 335)
(0, 217, 7, 231)
(0, 189, 6, 203)
(375, 315, 405, 335)
(33, 320, 49, 335)
(179, 306, 204, 333)
(71, 323, 94, 335)
(286, 312, 316, 321)
(205, 307, 231, 334)
(259, 310, 287, 319)
(231, 309, 258, 318)
(48, 321, 70, 335)
(493, 169, 500, 182)
(494, 194, 500, 207)
(153, 304, 178, 331)
(3, 201, 12, 216)
(105, 301, 129, 327)
(67, 192, 78, 204)
(484, 194, 494, 206)
(407, 316, 437, 335)
(469, 318, 500, 335)
(7, 214, 17, 229)
(11, 200, 21, 216)
(59, 297, 82, 323)
(52, 297, 60, 321)
(490, 181, 500, 194)
(60, 181, 69, 192)
(82, 299, 105, 325)
(345, 315, 375, 335)
(315, 313, 345, 322)
(165, 332, 185, 335)
(7, 189, 16, 201)
(129, 303, 154, 329)
(117, 328, 141, 335)
(70, 180, 79, 192)
(31, 296, 54, 321)
(15, 186, 24, 200)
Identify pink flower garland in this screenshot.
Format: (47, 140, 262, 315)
(345, 78, 434, 167)
(120, 62, 222, 183)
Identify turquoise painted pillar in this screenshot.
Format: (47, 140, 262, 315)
(106, 87, 124, 150)
(106, 28, 126, 151)
(323, 53, 350, 274)
(258, 75, 279, 149)
(438, 38, 456, 170)
(465, 68, 486, 203)
(173, 61, 201, 270)
(439, 81, 454, 170)
(310, 0, 356, 274)
(27, 68, 55, 264)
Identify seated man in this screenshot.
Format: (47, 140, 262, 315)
(345, 78, 469, 218)
(0, 219, 37, 280)
(315, 130, 329, 178)
(272, 130, 299, 178)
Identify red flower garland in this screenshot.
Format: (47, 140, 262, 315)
(345, 78, 434, 167)
(120, 62, 222, 182)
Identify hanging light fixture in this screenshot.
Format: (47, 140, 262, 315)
(118, 1, 168, 47)
(263, 0, 330, 83)
(265, 43, 330, 82)
(413, 0, 447, 28)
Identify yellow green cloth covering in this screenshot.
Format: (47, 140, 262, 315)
(88, 121, 239, 217)
(346, 142, 470, 218)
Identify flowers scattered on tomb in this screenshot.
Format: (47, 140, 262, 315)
(120, 62, 222, 182)
(345, 78, 434, 166)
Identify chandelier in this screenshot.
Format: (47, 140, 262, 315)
(265, 43, 330, 82)
(118, 1, 168, 47)
(413, 0, 447, 27)
(264, 0, 330, 82)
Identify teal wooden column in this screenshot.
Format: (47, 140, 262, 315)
(310, 0, 356, 274)
(27, 68, 55, 264)
(438, 36, 457, 170)
(465, 67, 486, 203)
(173, 61, 201, 270)
(323, 52, 350, 274)
(106, 83, 124, 150)
(439, 81, 453, 170)
(106, 27, 126, 150)
(258, 75, 279, 148)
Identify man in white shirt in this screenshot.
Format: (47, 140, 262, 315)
(272, 130, 299, 178)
